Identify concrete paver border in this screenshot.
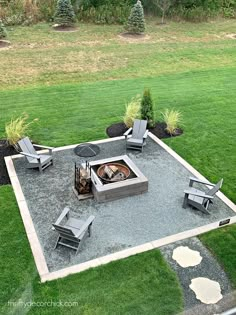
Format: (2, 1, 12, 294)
(5, 134, 236, 283)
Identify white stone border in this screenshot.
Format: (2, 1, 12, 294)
(5, 135, 236, 283)
(148, 133, 236, 212)
(5, 156, 49, 278)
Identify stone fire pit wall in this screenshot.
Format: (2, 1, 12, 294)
(88, 155, 148, 202)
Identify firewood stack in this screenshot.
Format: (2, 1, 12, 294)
(103, 165, 125, 182)
(104, 165, 118, 178)
(75, 166, 91, 195)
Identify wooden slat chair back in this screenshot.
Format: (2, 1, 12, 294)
(207, 178, 223, 196)
(183, 177, 223, 215)
(52, 224, 79, 243)
(18, 137, 37, 162)
(132, 119, 147, 139)
(124, 119, 149, 151)
(18, 136, 53, 172)
(52, 224, 75, 237)
(52, 207, 95, 254)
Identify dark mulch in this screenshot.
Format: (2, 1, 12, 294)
(0, 139, 43, 185)
(0, 139, 49, 185)
(52, 25, 78, 32)
(120, 32, 146, 39)
(150, 122, 183, 139)
(106, 122, 183, 139)
(106, 122, 128, 138)
(0, 122, 182, 186)
(0, 40, 11, 48)
(0, 140, 17, 185)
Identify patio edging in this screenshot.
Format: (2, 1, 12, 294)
(5, 156, 49, 277)
(5, 135, 236, 283)
(148, 132, 236, 213)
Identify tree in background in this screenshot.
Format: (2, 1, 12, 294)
(153, 0, 172, 24)
(126, 0, 145, 34)
(54, 0, 76, 27)
(141, 88, 155, 127)
(0, 20, 7, 39)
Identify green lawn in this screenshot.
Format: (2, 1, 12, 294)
(1, 20, 236, 313)
(1, 68, 236, 201)
(0, 20, 236, 90)
(200, 225, 236, 288)
(1, 20, 236, 201)
(0, 185, 183, 315)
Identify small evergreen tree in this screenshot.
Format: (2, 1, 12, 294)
(54, 0, 76, 27)
(126, 0, 145, 34)
(141, 89, 155, 127)
(0, 20, 7, 40)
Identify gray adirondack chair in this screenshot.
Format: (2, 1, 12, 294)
(18, 137, 54, 172)
(124, 119, 149, 151)
(183, 177, 223, 214)
(52, 207, 95, 254)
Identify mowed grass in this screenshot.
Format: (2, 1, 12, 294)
(0, 20, 236, 89)
(0, 185, 183, 315)
(200, 225, 236, 288)
(1, 68, 236, 202)
(1, 20, 236, 313)
(1, 20, 235, 202)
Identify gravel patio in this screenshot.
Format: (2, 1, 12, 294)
(12, 136, 235, 272)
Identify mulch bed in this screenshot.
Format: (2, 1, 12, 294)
(0, 122, 182, 186)
(119, 32, 148, 40)
(120, 32, 146, 38)
(106, 122, 183, 139)
(52, 25, 78, 32)
(0, 140, 17, 185)
(150, 122, 183, 139)
(0, 40, 11, 48)
(0, 139, 42, 186)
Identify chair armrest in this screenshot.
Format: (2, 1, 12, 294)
(143, 129, 149, 139)
(54, 207, 70, 226)
(75, 215, 95, 238)
(33, 144, 54, 155)
(124, 128, 132, 138)
(33, 144, 54, 150)
(184, 189, 214, 199)
(20, 152, 40, 160)
(189, 176, 215, 187)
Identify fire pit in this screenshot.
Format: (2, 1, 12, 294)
(87, 155, 148, 202)
(97, 163, 130, 183)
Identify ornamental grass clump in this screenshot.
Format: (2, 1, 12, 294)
(141, 88, 155, 128)
(124, 95, 141, 128)
(162, 109, 182, 135)
(5, 113, 38, 147)
(0, 20, 7, 39)
(126, 0, 145, 34)
(54, 0, 76, 27)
